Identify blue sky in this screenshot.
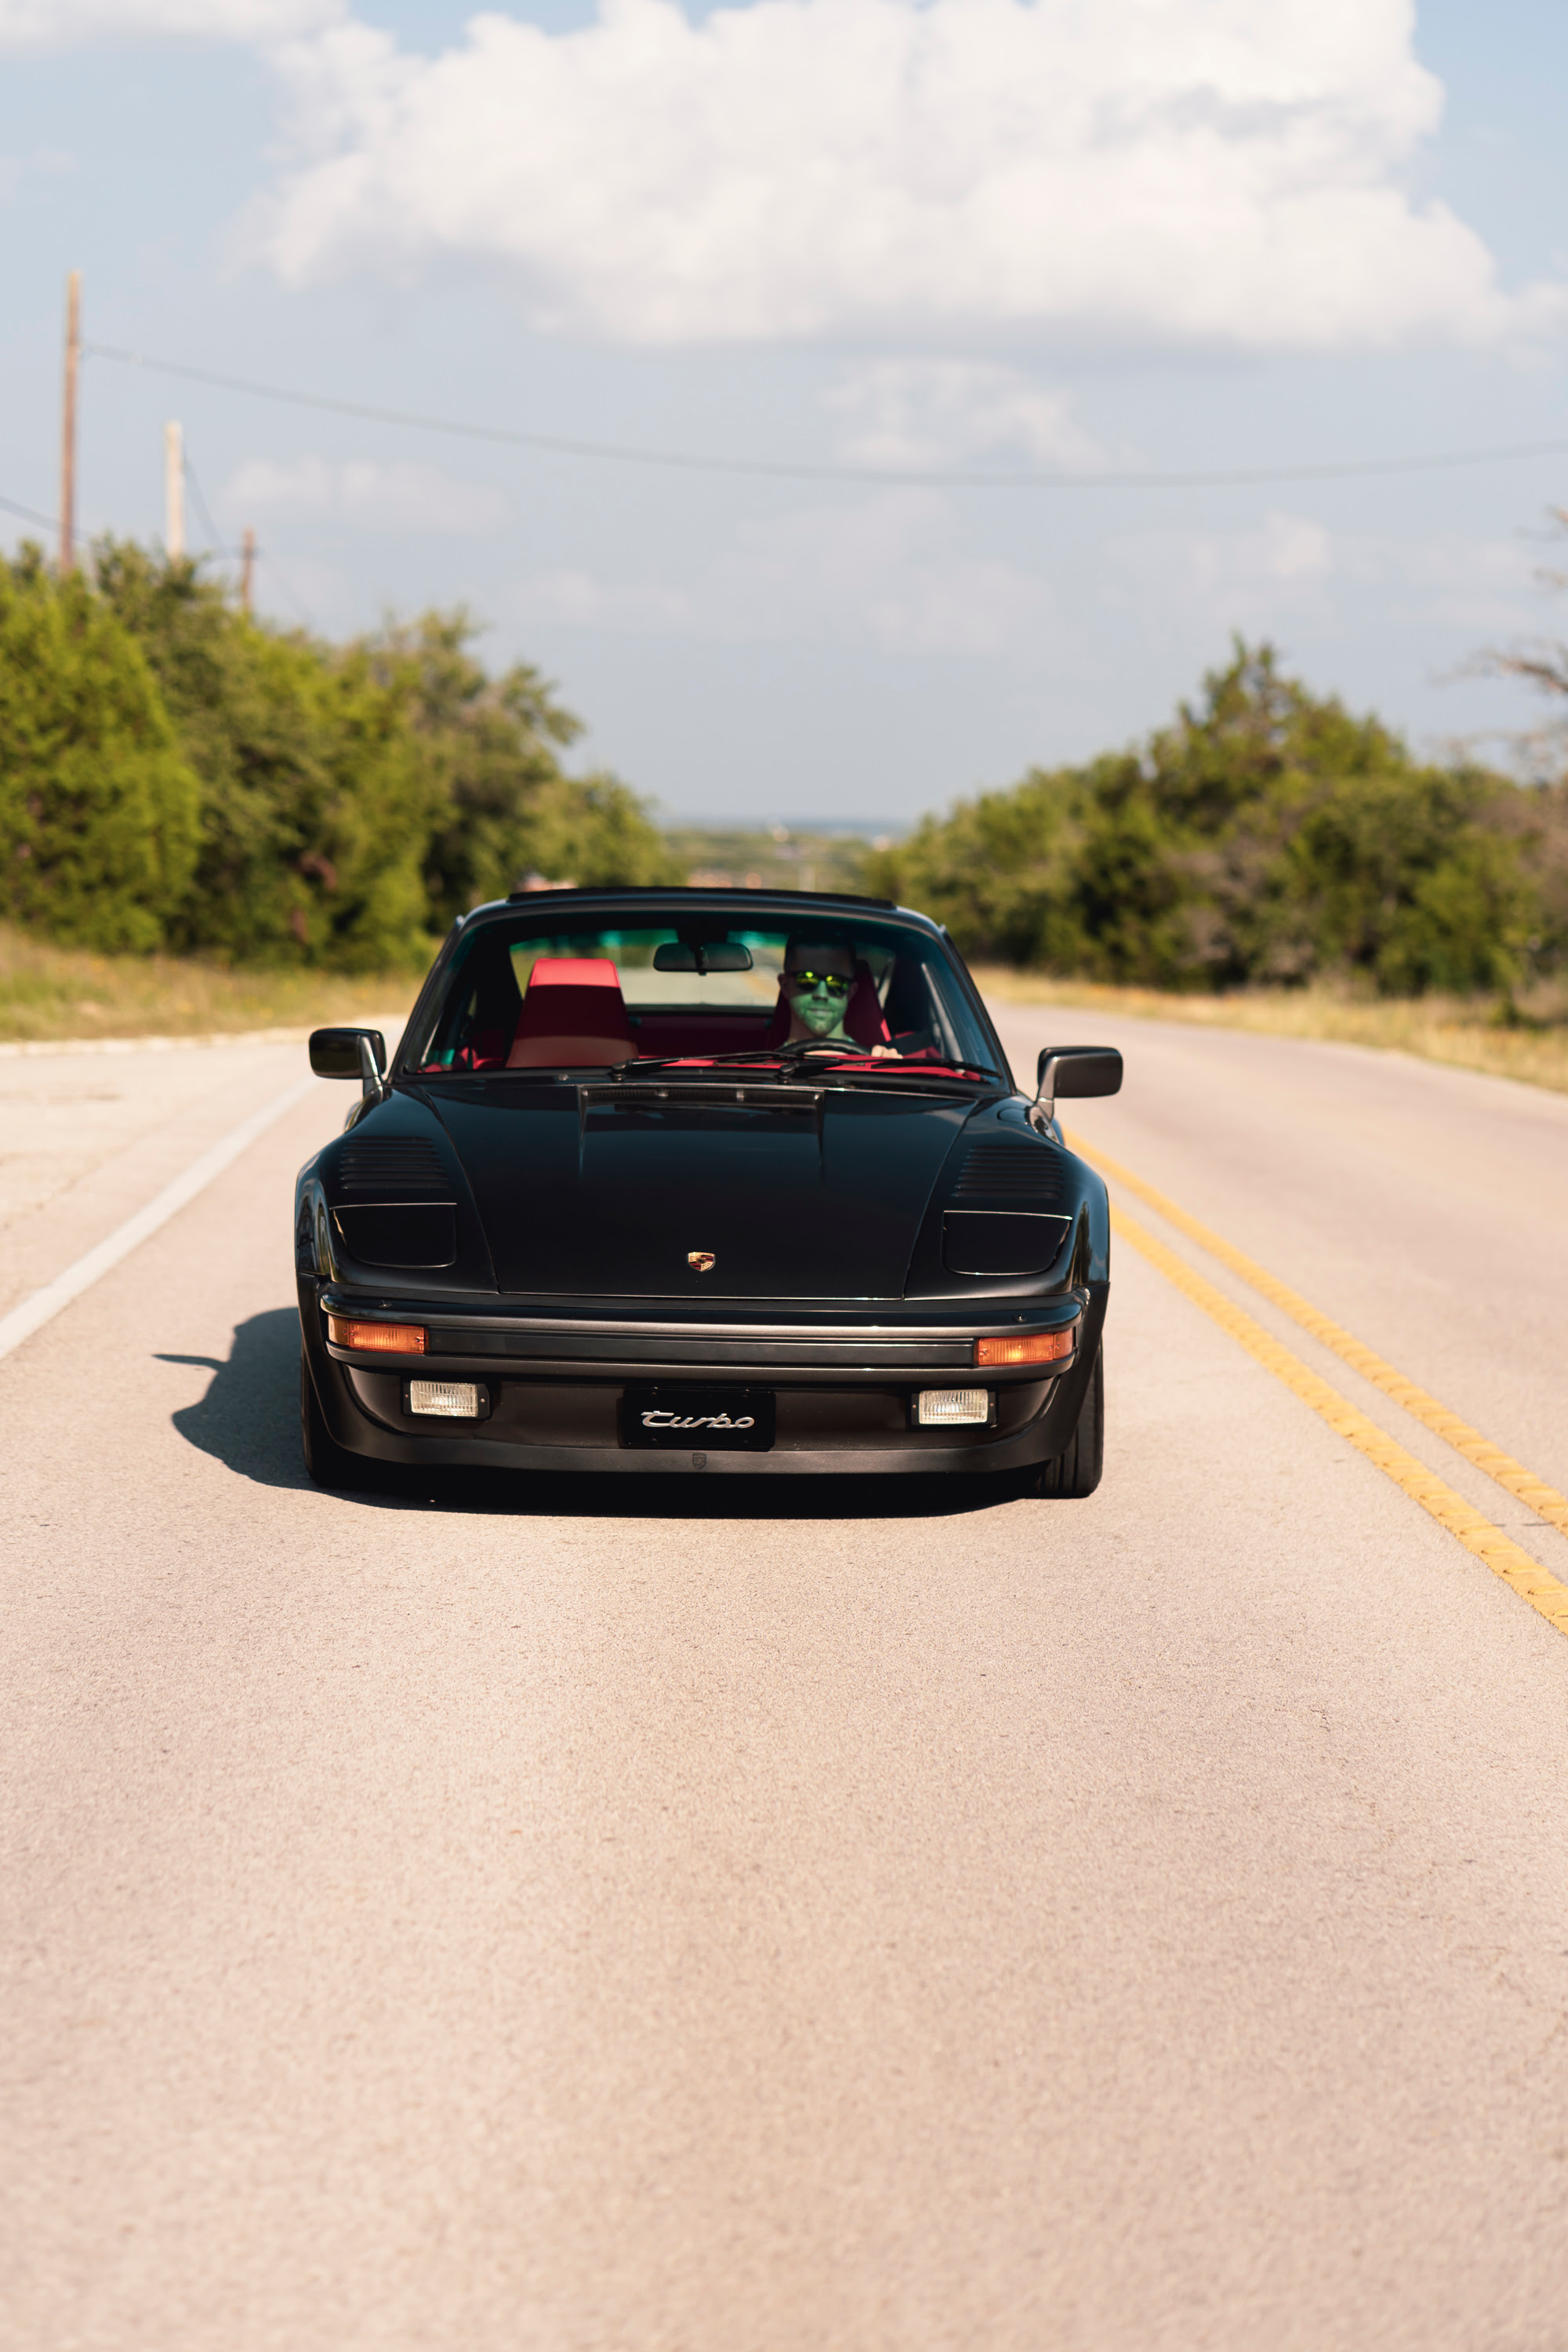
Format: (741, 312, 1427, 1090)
(3, 0, 1567, 824)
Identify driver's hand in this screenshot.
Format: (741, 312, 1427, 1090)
(870, 1043, 901, 1058)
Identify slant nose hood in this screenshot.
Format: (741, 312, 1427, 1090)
(430, 1082, 973, 1300)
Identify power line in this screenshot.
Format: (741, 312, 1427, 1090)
(2, 479, 239, 562)
(182, 447, 225, 557)
(0, 491, 60, 532)
(257, 546, 314, 630)
(84, 339, 1568, 493)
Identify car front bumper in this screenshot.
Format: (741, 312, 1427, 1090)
(300, 1279, 1108, 1477)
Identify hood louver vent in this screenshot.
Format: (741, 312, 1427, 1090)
(591, 1083, 819, 1111)
(950, 1138, 1068, 1207)
(337, 1135, 449, 1196)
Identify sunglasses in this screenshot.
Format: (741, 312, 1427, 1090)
(786, 971, 851, 996)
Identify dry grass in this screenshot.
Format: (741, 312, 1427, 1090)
(972, 967, 1568, 1098)
(0, 924, 423, 1045)
(8, 922, 1568, 1098)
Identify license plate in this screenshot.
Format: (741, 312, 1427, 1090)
(621, 1385, 775, 1450)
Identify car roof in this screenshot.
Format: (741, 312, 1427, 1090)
(462, 885, 942, 935)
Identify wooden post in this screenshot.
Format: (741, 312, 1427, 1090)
(240, 526, 256, 614)
(165, 420, 184, 559)
(60, 270, 80, 573)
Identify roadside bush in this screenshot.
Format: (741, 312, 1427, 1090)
(95, 544, 441, 968)
(0, 540, 670, 970)
(360, 610, 678, 928)
(866, 642, 1541, 995)
(0, 548, 200, 951)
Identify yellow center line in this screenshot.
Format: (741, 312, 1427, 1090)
(1111, 1204, 1568, 1639)
(1066, 1127, 1568, 1540)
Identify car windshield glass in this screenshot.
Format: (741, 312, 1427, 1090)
(402, 907, 1002, 1080)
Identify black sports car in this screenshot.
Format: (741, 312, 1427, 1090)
(295, 887, 1120, 1491)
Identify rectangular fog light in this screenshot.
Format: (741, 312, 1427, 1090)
(916, 1388, 991, 1427)
(408, 1378, 483, 1420)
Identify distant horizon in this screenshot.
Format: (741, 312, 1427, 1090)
(662, 816, 909, 839)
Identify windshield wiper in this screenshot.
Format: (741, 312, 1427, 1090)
(610, 1040, 1003, 1082)
(608, 1045, 802, 1076)
(782, 1046, 1004, 1082)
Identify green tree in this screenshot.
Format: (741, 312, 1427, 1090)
(866, 641, 1538, 996)
(94, 543, 443, 968)
(359, 612, 677, 924)
(93, 554, 677, 965)
(0, 546, 200, 951)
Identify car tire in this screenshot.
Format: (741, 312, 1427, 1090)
(1036, 1344, 1103, 1498)
(301, 1341, 377, 1490)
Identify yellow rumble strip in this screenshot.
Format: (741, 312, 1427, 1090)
(1112, 1203, 1568, 1641)
(1070, 1131, 1568, 1542)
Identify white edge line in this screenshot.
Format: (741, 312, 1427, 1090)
(0, 1027, 316, 1059)
(0, 1017, 407, 1059)
(0, 1075, 322, 1364)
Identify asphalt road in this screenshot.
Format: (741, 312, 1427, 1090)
(5, 1009, 1568, 2350)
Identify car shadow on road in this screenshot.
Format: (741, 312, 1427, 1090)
(158, 1308, 314, 1494)
(160, 1308, 1033, 1522)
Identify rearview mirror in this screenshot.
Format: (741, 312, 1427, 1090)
(310, 1026, 387, 1081)
(652, 940, 753, 975)
(1035, 1045, 1123, 1123)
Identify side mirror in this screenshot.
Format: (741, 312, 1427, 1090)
(310, 1027, 387, 1100)
(1035, 1045, 1123, 1123)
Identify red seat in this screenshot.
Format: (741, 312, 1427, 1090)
(507, 956, 639, 1068)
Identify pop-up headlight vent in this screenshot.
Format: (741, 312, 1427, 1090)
(950, 1138, 1067, 1207)
(338, 1136, 448, 1195)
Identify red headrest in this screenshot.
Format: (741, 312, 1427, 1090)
(509, 955, 638, 1066)
(524, 956, 622, 989)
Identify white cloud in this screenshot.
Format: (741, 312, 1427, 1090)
(1106, 509, 1342, 638)
(248, 0, 1565, 354)
(0, 146, 74, 197)
(512, 488, 1058, 658)
(1105, 511, 1541, 641)
(509, 502, 1545, 667)
(0, 0, 339, 47)
(823, 361, 1108, 472)
(1116, 506, 1332, 583)
(223, 453, 509, 534)
(1336, 529, 1541, 634)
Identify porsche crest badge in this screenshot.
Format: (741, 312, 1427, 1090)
(687, 1250, 717, 1273)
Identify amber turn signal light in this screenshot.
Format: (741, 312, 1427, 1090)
(328, 1315, 426, 1354)
(975, 1329, 1075, 1368)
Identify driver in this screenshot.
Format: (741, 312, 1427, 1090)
(778, 936, 898, 1054)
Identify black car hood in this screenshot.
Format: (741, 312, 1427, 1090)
(423, 1079, 977, 1300)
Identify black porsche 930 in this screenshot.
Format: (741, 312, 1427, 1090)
(295, 887, 1120, 1491)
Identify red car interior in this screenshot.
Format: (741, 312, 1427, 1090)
(630, 1012, 771, 1058)
(506, 957, 639, 1069)
(425, 952, 899, 1072)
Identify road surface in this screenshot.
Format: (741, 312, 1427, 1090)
(3, 1007, 1567, 2350)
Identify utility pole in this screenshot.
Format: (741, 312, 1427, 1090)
(240, 526, 256, 615)
(164, 420, 184, 559)
(60, 270, 80, 573)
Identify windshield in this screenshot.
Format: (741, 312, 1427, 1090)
(403, 906, 1003, 1081)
